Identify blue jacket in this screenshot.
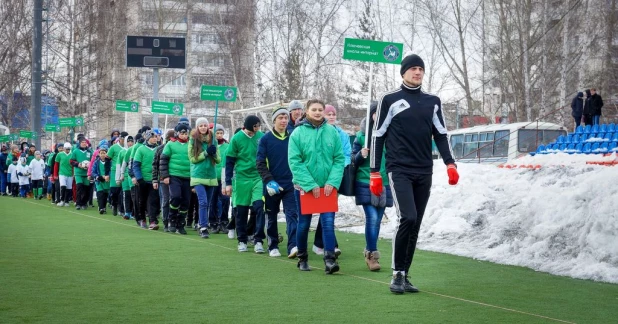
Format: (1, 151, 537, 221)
(334, 126, 351, 166)
(0, 153, 6, 172)
(256, 130, 294, 190)
(91, 157, 111, 179)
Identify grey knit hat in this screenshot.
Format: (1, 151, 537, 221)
(288, 100, 303, 112)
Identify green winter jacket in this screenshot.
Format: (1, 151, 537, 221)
(354, 131, 388, 185)
(161, 140, 190, 179)
(216, 141, 229, 181)
(288, 119, 345, 192)
(188, 136, 221, 186)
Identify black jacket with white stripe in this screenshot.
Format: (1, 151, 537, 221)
(370, 83, 455, 175)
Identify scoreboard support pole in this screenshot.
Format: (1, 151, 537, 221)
(153, 67, 159, 129)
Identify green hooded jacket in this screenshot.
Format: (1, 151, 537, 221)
(288, 119, 345, 192)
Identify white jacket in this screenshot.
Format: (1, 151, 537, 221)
(29, 158, 46, 180)
(16, 164, 31, 185)
(7, 164, 18, 183)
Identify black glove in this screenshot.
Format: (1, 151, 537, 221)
(97, 176, 105, 182)
(138, 179, 146, 186)
(206, 145, 217, 156)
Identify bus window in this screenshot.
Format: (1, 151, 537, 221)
(494, 130, 509, 157)
(463, 133, 479, 158)
(479, 132, 493, 158)
(518, 129, 542, 153)
(450, 134, 464, 159)
(543, 130, 566, 145)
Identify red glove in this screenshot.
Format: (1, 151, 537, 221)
(447, 164, 459, 185)
(369, 172, 383, 196)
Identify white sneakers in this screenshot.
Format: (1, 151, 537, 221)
(288, 246, 298, 259)
(254, 242, 265, 254)
(228, 229, 236, 239)
(238, 242, 248, 252)
(312, 245, 324, 255)
(57, 201, 66, 207)
(269, 249, 281, 257)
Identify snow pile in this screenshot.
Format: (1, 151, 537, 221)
(338, 153, 618, 283)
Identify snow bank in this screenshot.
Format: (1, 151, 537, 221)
(337, 153, 618, 283)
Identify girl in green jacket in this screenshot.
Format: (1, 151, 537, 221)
(189, 118, 220, 238)
(288, 99, 345, 274)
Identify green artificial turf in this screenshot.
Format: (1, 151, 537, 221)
(1, 197, 616, 323)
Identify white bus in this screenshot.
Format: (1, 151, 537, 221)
(445, 122, 567, 163)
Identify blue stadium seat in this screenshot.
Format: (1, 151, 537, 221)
(597, 132, 605, 140)
(572, 134, 580, 143)
(609, 142, 618, 152)
(553, 143, 560, 150)
(608, 123, 616, 132)
(575, 142, 583, 153)
(599, 142, 609, 153)
(584, 125, 592, 133)
(613, 133, 618, 142)
(559, 143, 567, 151)
(589, 133, 597, 139)
(583, 142, 592, 154)
(556, 135, 565, 144)
(566, 143, 576, 154)
(604, 132, 613, 141)
(565, 134, 573, 143)
(591, 125, 600, 133)
(575, 125, 585, 133)
(600, 124, 608, 133)
(591, 142, 601, 154)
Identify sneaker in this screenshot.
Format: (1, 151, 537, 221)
(227, 229, 236, 239)
(210, 224, 220, 234)
(254, 242, 265, 254)
(163, 226, 169, 233)
(238, 242, 248, 252)
(312, 245, 324, 255)
(269, 249, 281, 257)
(140, 220, 148, 229)
(288, 246, 298, 259)
(168, 224, 177, 233)
(390, 272, 405, 294)
(199, 227, 210, 239)
(122, 214, 129, 220)
(112, 206, 118, 216)
(81, 205, 87, 210)
(218, 224, 228, 234)
(193, 224, 198, 231)
(76, 205, 81, 210)
(99, 209, 105, 215)
(177, 226, 187, 235)
(57, 201, 65, 207)
(148, 222, 159, 230)
(404, 276, 419, 293)
(335, 248, 342, 256)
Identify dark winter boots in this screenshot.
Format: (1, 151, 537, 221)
(324, 251, 340, 274)
(297, 251, 310, 271)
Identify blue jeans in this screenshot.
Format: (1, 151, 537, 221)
(593, 115, 600, 125)
(0, 172, 6, 194)
(263, 188, 298, 252)
(362, 205, 385, 251)
(297, 212, 336, 253)
(209, 181, 230, 225)
(194, 184, 214, 229)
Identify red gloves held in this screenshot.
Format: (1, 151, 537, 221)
(369, 172, 383, 196)
(447, 164, 459, 185)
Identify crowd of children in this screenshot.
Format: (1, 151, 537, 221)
(0, 101, 394, 276)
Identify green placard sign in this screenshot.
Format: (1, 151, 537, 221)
(342, 38, 403, 64)
(59, 116, 84, 128)
(152, 101, 184, 116)
(200, 85, 237, 102)
(116, 100, 139, 112)
(19, 130, 34, 138)
(45, 124, 61, 132)
(9, 134, 19, 141)
(0, 135, 8, 142)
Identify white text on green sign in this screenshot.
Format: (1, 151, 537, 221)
(152, 101, 184, 116)
(116, 100, 139, 112)
(200, 85, 237, 102)
(342, 38, 403, 64)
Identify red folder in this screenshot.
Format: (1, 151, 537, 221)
(299, 188, 339, 214)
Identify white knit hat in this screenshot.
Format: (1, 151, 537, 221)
(195, 117, 209, 128)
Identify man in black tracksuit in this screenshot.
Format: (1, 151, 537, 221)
(369, 54, 459, 294)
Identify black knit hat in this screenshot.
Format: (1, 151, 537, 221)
(120, 131, 129, 138)
(243, 115, 261, 130)
(126, 136, 134, 143)
(135, 133, 143, 143)
(400, 54, 425, 76)
(175, 123, 191, 134)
